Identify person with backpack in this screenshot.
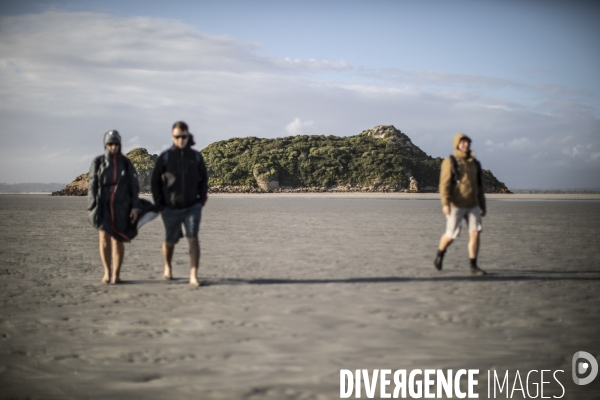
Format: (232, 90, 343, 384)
(151, 121, 209, 286)
(88, 130, 141, 284)
(434, 133, 487, 275)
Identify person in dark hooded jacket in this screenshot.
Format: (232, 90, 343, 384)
(88, 130, 141, 284)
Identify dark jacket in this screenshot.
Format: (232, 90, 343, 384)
(87, 150, 142, 241)
(151, 144, 208, 210)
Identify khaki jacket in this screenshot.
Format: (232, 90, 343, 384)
(439, 133, 486, 212)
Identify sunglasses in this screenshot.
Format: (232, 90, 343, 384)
(173, 135, 189, 140)
(106, 143, 119, 147)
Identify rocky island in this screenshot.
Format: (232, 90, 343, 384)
(51, 148, 158, 196)
(53, 125, 509, 195)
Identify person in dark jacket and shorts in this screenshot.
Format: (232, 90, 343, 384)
(151, 121, 209, 286)
(88, 130, 140, 284)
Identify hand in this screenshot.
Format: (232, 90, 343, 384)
(442, 205, 451, 215)
(130, 208, 139, 222)
(481, 210, 486, 217)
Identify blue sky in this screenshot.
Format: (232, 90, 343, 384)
(1, 0, 599, 188)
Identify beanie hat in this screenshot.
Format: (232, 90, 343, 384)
(104, 130, 121, 146)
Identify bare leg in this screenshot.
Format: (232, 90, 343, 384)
(110, 238, 124, 284)
(468, 231, 480, 259)
(99, 231, 112, 283)
(438, 234, 453, 252)
(187, 237, 200, 286)
(468, 231, 486, 275)
(434, 234, 454, 271)
(162, 242, 175, 280)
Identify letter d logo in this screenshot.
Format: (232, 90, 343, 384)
(572, 351, 598, 385)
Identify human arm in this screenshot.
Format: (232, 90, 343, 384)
(87, 157, 101, 211)
(126, 158, 141, 212)
(151, 153, 166, 211)
(198, 152, 209, 206)
(476, 160, 486, 217)
(439, 158, 452, 214)
(478, 193, 486, 217)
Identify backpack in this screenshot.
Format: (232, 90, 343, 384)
(449, 155, 482, 187)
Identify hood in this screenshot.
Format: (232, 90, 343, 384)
(453, 133, 473, 159)
(453, 133, 471, 149)
(104, 130, 122, 147)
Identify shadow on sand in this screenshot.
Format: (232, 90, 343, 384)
(119, 270, 600, 286)
(205, 272, 600, 286)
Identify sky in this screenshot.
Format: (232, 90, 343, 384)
(0, 0, 599, 189)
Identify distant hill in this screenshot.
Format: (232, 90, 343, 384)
(203, 125, 509, 192)
(51, 125, 509, 195)
(0, 182, 66, 193)
(51, 148, 157, 196)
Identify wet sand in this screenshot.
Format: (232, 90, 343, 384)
(1, 194, 599, 399)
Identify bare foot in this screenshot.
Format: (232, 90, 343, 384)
(163, 265, 172, 280)
(101, 274, 110, 284)
(110, 277, 122, 285)
(189, 277, 200, 287)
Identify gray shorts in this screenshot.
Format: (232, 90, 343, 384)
(445, 206, 482, 239)
(161, 202, 202, 244)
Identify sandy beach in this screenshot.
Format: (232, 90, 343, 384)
(1, 193, 599, 399)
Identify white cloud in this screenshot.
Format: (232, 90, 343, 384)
(128, 136, 140, 144)
(274, 57, 352, 71)
(507, 137, 535, 151)
(360, 67, 595, 102)
(560, 135, 574, 144)
(285, 118, 314, 135)
(561, 144, 600, 163)
(79, 153, 96, 163)
(121, 135, 143, 154)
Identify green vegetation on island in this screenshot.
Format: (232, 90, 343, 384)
(125, 148, 158, 191)
(202, 125, 509, 192)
